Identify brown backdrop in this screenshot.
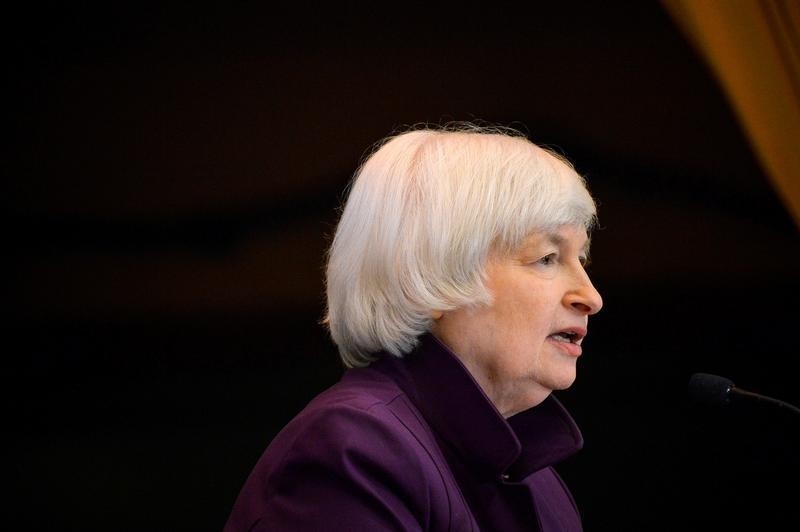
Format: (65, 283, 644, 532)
(7, 3, 800, 530)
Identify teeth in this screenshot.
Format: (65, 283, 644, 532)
(550, 332, 583, 344)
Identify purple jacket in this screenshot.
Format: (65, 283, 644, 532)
(225, 334, 584, 531)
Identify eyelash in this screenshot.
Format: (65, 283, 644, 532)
(535, 254, 590, 267)
(538, 253, 557, 266)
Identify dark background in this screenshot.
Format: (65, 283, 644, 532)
(7, 2, 800, 531)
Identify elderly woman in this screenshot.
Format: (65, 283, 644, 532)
(225, 123, 603, 531)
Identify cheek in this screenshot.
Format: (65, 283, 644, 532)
(496, 301, 551, 361)
(483, 270, 555, 358)
(497, 292, 551, 339)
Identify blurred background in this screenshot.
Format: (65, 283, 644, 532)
(7, 2, 800, 530)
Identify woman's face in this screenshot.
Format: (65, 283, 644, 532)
(431, 224, 603, 418)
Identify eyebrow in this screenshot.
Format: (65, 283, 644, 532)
(545, 233, 565, 245)
(543, 231, 592, 254)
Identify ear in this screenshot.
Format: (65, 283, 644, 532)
(430, 310, 443, 320)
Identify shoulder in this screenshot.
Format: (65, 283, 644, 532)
(225, 367, 459, 531)
(269, 367, 436, 478)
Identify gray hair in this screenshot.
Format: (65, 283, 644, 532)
(324, 123, 597, 367)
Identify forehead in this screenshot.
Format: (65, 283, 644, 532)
(519, 225, 591, 251)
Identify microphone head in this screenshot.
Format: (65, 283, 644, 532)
(688, 372, 735, 407)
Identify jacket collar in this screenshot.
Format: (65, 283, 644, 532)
(374, 333, 583, 481)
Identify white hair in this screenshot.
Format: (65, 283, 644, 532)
(324, 123, 597, 367)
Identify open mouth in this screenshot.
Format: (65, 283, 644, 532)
(548, 330, 585, 345)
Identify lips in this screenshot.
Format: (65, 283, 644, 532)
(546, 327, 587, 356)
(548, 327, 586, 344)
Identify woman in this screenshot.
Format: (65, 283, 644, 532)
(225, 123, 603, 531)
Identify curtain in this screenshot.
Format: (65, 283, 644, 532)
(662, 0, 800, 230)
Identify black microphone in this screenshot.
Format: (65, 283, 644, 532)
(688, 372, 800, 416)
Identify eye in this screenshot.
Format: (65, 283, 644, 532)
(537, 253, 557, 266)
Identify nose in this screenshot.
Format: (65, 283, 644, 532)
(564, 270, 603, 315)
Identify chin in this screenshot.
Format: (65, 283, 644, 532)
(549, 371, 578, 391)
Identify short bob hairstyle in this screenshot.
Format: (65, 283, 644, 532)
(325, 123, 597, 367)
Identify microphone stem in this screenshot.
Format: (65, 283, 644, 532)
(731, 387, 800, 416)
